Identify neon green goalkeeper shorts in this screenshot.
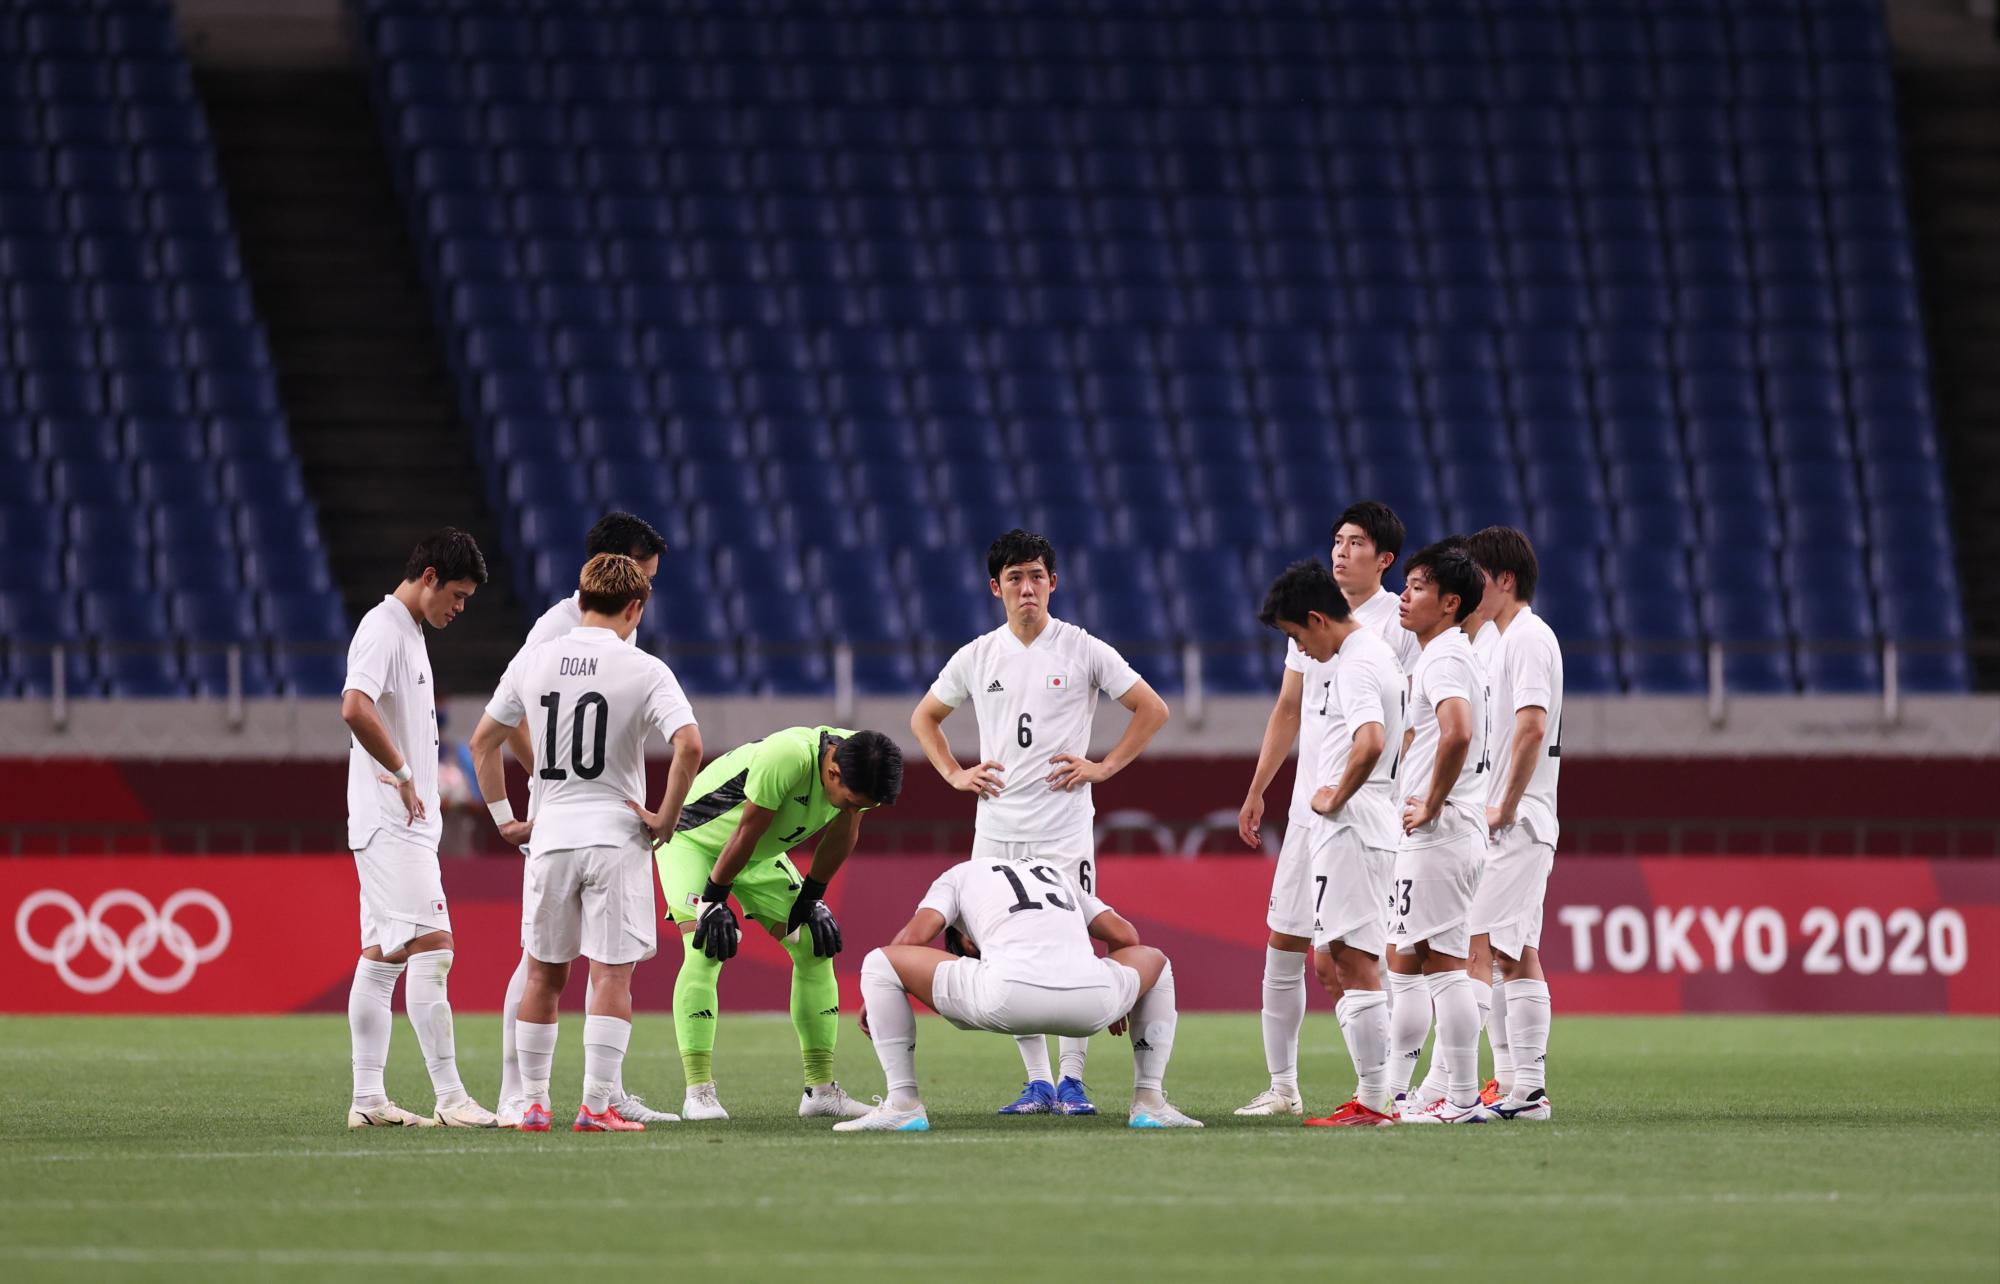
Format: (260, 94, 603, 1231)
(654, 837, 806, 936)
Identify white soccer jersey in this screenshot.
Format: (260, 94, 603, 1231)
(1283, 646, 1335, 827)
(485, 626, 697, 850)
(919, 858, 1111, 987)
(929, 617, 1141, 842)
(1486, 606, 1564, 846)
(1314, 627, 1406, 848)
(1399, 627, 1488, 844)
(511, 593, 637, 809)
(344, 595, 442, 850)
(1351, 584, 1424, 674)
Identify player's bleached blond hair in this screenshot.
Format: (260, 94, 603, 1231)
(578, 551, 651, 616)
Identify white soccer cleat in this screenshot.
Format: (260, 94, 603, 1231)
(1489, 1091, 1553, 1123)
(1129, 1099, 1204, 1129)
(495, 1095, 529, 1130)
(682, 1082, 730, 1121)
(613, 1094, 681, 1124)
(1399, 1098, 1493, 1125)
(1233, 1086, 1304, 1116)
(832, 1100, 929, 1133)
(799, 1081, 874, 1119)
(347, 1100, 435, 1129)
(1398, 1090, 1445, 1122)
(432, 1096, 499, 1128)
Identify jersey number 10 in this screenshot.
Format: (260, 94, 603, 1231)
(538, 690, 609, 781)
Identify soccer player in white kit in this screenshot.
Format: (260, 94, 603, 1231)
(470, 553, 703, 1132)
(1464, 527, 1562, 1122)
(490, 512, 680, 1126)
(339, 528, 496, 1128)
(1386, 541, 1493, 1124)
(909, 529, 1171, 1117)
(836, 858, 1200, 1132)
(1255, 560, 1409, 1126)
(1234, 501, 1421, 1116)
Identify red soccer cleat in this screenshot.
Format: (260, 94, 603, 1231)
(1480, 1079, 1502, 1106)
(518, 1103, 552, 1133)
(573, 1103, 646, 1133)
(1304, 1099, 1398, 1127)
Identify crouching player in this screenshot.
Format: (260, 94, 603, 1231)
(839, 859, 1200, 1132)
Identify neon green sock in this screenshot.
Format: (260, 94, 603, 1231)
(675, 934, 722, 1087)
(785, 933, 839, 1087)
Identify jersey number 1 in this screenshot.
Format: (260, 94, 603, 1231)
(538, 691, 609, 781)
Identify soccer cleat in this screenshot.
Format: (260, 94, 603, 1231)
(1128, 1099, 1204, 1129)
(574, 1103, 646, 1132)
(518, 1102, 552, 1133)
(612, 1095, 680, 1124)
(1055, 1076, 1097, 1116)
(832, 1100, 930, 1133)
(996, 1079, 1056, 1115)
(432, 1097, 499, 1128)
(799, 1082, 873, 1119)
(1399, 1097, 1494, 1124)
(1480, 1079, 1503, 1107)
(681, 1081, 730, 1121)
(1304, 1098, 1398, 1127)
(1489, 1090, 1554, 1122)
(1399, 1090, 1445, 1122)
(495, 1095, 529, 1130)
(1234, 1086, 1305, 1116)
(346, 1100, 434, 1129)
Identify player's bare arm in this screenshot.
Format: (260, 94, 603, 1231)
(1238, 666, 1304, 847)
(627, 723, 704, 843)
(911, 692, 1003, 797)
(505, 720, 533, 774)
(1404, 696, 1472, 834)
(469, 711, 533, 847)
(342, 688, 424, 824)
(1048, 677, 1169, 792)
(1313, 721, 1386, 818)
(785, 808, 863, 958)
(1486, 705, 1549, 836)
(1088, 907, 1141, 951)
(888, 907, 948, 949)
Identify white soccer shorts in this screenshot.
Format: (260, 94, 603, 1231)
(521, 841, 659, 966)
(930, 956, 1139, 1037)
(1265, 820, 1319, 938)
(1468, 824, 1556, 960)
(1387, 803, 1486, 959)
(1310, 825, 1394, 957)
(353, 830, 449, 953)
(972, 828, 1100, 898)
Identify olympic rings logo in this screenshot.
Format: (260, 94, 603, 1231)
(14, 889, 232, 995)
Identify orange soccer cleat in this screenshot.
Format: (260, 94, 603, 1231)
(573, 1103, 646, 1133)
(1304, 1099, 1398, 1127)
(1480, 1079, 1502, 1106)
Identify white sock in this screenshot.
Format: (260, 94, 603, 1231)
(1427, 970, 1481, 1107)
(499, 954, 529, 1104)
(1016, 1034, 1053, 1085)
(1259, 945, 1307, 1094)
(1129, 960, 1177, 1105)
(861, 950, 920, 1110)
(516, 1019, 558, 1106)
(1057, 1037, 1088, 1083)
(1504, 978, 1551, 1099)
(1335, 990, 1391, 1112)
(403, 949, 465, 1106)
(1489, 973, 1514, 1096)
(581, 974, 624, 1099)
(1386, 969, 1431, 1097)
(1470, 974, 1492, 1089)
(347, 957, 403, 1107)
(582, 1014, 630, 1113)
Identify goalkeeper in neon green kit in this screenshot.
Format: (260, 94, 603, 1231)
(641, 725, 903, 1121)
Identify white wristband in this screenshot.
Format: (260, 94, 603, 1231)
(487, 799, 516, 826)
(391, 763, 413, 784)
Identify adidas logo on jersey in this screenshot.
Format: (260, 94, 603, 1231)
(793, 794, 809, 804)
(689, 1009, 715, 1019)
(986, 679, 1004, 692)
(416, 673, 427, 685)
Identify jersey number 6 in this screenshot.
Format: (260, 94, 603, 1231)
(1016, 712, 1033, 748)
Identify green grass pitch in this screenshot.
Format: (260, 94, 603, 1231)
(1, 1014, 1996, 1282)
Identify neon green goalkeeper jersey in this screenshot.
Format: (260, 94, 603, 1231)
(662, 725, 855, 863)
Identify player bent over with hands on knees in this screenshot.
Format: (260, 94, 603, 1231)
(341, 528, 495, 1128)
(653, 725, 905, 1121)
(1257, 560, 1408, 1126)
(470, 552, 702, 1132)
(841, 859, 1199, 1132)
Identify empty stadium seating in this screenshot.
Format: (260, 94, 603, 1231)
(341, 0, 1962, 696)
(0, 0, 342, 696)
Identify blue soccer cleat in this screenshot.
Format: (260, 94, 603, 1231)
(997, 1080, 1055, 1114)
(1055, 1076, 1098, 1116)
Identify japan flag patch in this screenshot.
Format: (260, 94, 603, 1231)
(1046, 674, 1068, 689)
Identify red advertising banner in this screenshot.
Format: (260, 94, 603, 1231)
(4, 855, 1996, 1015)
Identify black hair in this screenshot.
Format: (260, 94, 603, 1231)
(586, 511, 667, 562)
(833, 730, 904, 807)
(986, 528, 1057, 583)
(1467, 526, 1540, 604)
(1403, 541, 1484, 624)
(1332, 500, 1407, 561)
(1257, 559, 1352, 631)
(403, 527, 488, 586)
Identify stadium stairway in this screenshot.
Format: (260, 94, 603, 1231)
(197, 67, 520, 692)
(1899, 58, 2000, 688)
